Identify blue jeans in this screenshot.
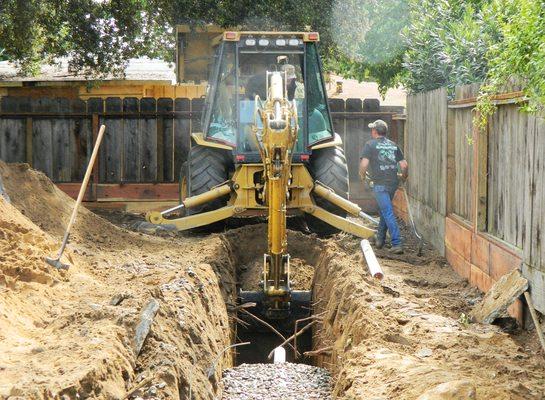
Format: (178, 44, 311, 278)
(373, 185, 402, 246)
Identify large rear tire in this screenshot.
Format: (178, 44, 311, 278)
(180, 145, 231, 231)
(305, 145, 349, 236)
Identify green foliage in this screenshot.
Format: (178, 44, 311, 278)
(402, 0, 500, 94)
(324, 0, 408, 92)
(0, 0, 173, 76)
(0, 0, 334, 76)
(1, 0, 544, 111)
(476, 0, 545, 118)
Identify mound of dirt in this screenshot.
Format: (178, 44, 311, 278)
(0, 199, 66, 287)
(223, 224, 322, 291)
(312, 238, 545, 399)
(0, 162, 235, 399)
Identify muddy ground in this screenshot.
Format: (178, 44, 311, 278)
(0, 161, 544, 399)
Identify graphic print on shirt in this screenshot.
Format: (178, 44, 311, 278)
(376, 142, 398, 171)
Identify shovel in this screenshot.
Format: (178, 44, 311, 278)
(46, 124, 106, 269)
(402, 188, 423, 256)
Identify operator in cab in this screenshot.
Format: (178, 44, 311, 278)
(359, 119, 408, 254)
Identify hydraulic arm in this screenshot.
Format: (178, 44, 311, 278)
(253, 71, 299, 318)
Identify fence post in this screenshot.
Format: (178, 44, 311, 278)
(91, 113, 99, 201)
(25, 117, 33, 166)
(474, 109, 489, 232)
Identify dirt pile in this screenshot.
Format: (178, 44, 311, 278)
(0, 162, 235, 399)
(312, 236, 545, 399)
(2, 160, 545, 400)
(223, 224, 321, 291)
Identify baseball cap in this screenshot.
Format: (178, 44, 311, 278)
(368, 119, 388, 135)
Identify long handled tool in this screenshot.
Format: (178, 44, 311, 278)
(46, 124, 106, 270)
(402, 187, 423, 256)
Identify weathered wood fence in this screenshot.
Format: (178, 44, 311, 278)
(0, 96, 404, 206)
(405, 84, 545, 315)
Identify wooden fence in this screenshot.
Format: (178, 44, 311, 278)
(0, 96, 404, 206)
(405, 84, 545, 315)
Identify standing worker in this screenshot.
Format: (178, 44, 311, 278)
(359, 119, 408, 254)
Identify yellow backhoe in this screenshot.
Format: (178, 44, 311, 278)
(147, 30, 377, 321)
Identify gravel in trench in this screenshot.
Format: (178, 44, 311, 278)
(221, 363, 332, 400)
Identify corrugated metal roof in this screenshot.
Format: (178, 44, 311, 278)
(0, 58, 176, 84)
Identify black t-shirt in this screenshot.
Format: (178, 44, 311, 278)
(360, 137, 404, 186)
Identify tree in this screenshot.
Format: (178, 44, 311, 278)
(401, 0, 500, 94)
(323, 0, 408, 92)
(478, 0, 545, 112)
(0, 0, 330, 76)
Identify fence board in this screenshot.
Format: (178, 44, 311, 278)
(329, 98, 345, 143)
(50, 98, 73, 182)
(406, 88, 447, 253)
(174, 98, 191, 182)
(101, 98, 123, 183)
(452, 108, 474, 221)
(530, 115, 545, 270)
(0, 119, 25, 163)
(158, 98, 174, 182)
(343, 99, 368, 203)
(140, 98, 157, 182)
(487, 104, 527, 248)
(122, 97, 140, 182)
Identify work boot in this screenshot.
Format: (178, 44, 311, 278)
(371, 235, 385, 249)
(391, 245, 404, 254)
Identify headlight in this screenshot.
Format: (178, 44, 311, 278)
(258, 39, 270, 46)
(288, 39, 300, 46)
(275, 39, 286, 46)
(245, 38, 256, 46)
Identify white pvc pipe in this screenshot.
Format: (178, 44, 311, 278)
(360, 239, 384, 280)
(273, 346, 286, 363)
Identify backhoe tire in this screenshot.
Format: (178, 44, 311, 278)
(305, 145, 349, 236)
(179, 145, 231, 231)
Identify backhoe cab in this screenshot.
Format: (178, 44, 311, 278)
(147, 31, 377, 321)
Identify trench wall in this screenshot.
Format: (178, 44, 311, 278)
(400, 83, 545, 318)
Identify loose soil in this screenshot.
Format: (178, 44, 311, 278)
(0, 162, 235, 399)
(1, 161, 544, 399)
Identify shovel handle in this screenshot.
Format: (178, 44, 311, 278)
(64, 124, 106, 238)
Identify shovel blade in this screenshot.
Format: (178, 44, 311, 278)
(45, 256, 70, 270)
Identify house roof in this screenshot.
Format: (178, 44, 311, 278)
(327, 74, 406, 108)
(0, 58, 176, 86)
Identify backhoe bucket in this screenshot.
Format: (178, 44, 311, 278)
(238, 290, 312, 334)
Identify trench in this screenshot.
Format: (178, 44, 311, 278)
(218, 224, 332, 398)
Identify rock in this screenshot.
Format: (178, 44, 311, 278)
(109, 292, 132, 306)
(416, 348, 433, 358)
(417, 380, 476, 400)
(384, 333, 412, 346)
(0, 174, 10, 203)
(470, 269, 527, 324)
(221, 363, 332, 399)
(133, 298, 160, 355)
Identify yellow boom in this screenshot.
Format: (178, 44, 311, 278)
(252, 71, 299, 315)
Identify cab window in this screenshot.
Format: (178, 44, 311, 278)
(305, 43, 333, 145)
(205, 42, 237, 145)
